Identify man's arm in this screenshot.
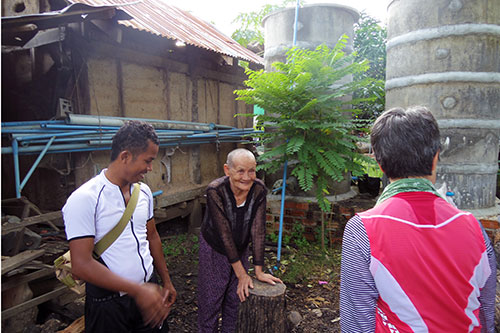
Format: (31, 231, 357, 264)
(478, 222, 496, 332)
(69, 237, 168, 327)
(146, 218, 177, 308)
(340, 215, 379, 332)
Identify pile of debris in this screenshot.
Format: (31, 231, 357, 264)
(1, 197, 83, 332)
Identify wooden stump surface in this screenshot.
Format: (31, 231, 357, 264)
(237, 278, 287, 333)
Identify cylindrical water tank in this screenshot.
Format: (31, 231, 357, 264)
(263, 4, 359, 71)
(262, 4, 359, 195)
(386, 0, 500, 215)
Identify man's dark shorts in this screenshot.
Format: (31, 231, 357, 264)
(85, 275, 169, 333)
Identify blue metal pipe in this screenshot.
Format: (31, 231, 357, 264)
(12, 139, 21, 198)
(2, 129, 65, 134)
(2, 136, 252, 154)
(276, 160, 288, 265)
(1, 120, 65, 127)
(42, 124, 120, 131)
(19, 136, 56, 191)
(293, 0, 300, 46)
(275, 0, 300, 270)
(19, 136, 114, 146)
(152, 190, 163, 197)
(16, 130, 115, 142)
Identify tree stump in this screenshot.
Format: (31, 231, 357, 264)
(237, 278, 286, 333)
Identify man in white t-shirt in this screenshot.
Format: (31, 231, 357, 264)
(62, 120, 176, 332)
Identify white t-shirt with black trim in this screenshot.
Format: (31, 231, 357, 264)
(62, 169, 154, 286)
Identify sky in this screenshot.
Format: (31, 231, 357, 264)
(163, 0, 391, 37)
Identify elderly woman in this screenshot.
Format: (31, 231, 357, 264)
(198, 148, 282, 332)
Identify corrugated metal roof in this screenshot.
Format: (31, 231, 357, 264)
(69, 0, 264, 64)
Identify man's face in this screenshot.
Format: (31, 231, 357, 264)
(125, 140, 159, 183)
(224, 154, 257, 193)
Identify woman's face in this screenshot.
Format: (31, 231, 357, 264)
(224, 155, 257, 194)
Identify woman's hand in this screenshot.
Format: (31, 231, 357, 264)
(231, 260, 254, 302)
(236, 273, 254, 302)
(255, 265, 283, 286)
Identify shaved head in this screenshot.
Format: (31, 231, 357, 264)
(226, 148, 255, 168)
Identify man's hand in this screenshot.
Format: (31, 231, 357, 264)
(133, 283, 169, 328)
(162, 281, 177, 309)
(237, 273, 254, 302)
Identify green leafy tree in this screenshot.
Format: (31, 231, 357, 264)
(235, 36, 374, 213)
(353, 12, 387, 120)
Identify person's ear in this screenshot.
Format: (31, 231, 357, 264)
(223, 164, 230, 176)
(119, 150, 132, 164)
(432, 151, 439, 172)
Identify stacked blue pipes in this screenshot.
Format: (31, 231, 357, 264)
(2, 114, 260, 198)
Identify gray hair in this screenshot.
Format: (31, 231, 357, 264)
(226, 148, 255, 168)
(370, 106, 441, 179)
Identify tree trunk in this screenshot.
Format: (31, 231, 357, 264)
(237, 278, 287, 333)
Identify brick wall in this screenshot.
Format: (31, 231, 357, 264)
(266, 195, 500, 247)
(481, 218, 500, 246)
(266, 195, 376, 245)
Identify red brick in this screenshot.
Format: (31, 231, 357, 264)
(284, 201, 309, 210)
(339, 206, 354, 215)
(302, 219, 317, 227)
(354, 207, 367, 214)
(289, 209, 306, 217)
(480, 219, 499, 230)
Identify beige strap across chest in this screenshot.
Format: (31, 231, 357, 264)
(93, 183, 140, 259)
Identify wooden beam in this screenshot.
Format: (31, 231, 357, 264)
(1, 285, 68, 320)
(2, 211, 62, 234)
(154, 186, 206, 209)
(1, 249, 45, 275)
(2, 268, 55, 291)
(155, 201, 193, 222)
(59, 315, 85, 333)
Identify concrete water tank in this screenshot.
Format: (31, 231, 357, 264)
(262, 4, 359, 71)
(262, 4, 359, 196)
(386, 0, 500, 216)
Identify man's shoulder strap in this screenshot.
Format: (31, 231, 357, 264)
(93, 183, 140, 259)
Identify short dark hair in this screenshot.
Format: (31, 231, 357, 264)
(110, 120, 159, 161)
(370, 106, 441, 179)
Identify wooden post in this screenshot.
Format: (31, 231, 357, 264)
(236, 279, 287, 333)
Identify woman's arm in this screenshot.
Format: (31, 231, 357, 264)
(251, 190, 282, 285)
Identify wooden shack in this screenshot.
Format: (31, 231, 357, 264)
(2, 1, 263, 329)
(2, 0, 263, 220)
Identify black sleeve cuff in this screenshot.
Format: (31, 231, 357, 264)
(228, 256, 240, 264)
(68, 235, 95, 242)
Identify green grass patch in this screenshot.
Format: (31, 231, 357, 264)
(162, 233, 199, 258)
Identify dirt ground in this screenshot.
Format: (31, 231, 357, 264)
(159, 221, 341, 333)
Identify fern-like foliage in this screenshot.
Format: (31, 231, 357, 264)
(235, 36, 376, 212)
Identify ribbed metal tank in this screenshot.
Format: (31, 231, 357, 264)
(386, 0, 500, 215)
(262, 4, 359, 195)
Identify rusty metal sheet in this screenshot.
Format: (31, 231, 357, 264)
(70, 0, 264, 64)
